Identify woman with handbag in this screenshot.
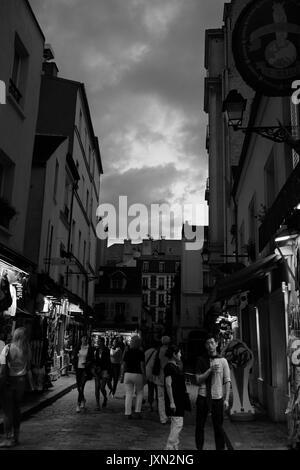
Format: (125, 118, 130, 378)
(72, 335, 94, 413)
(164, 344, 191, 450)
(0, 327, 34, 448)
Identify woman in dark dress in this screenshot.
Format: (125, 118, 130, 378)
(164, 344, 189, 450)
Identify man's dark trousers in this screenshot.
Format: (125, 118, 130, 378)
(195, 395, 225, 450)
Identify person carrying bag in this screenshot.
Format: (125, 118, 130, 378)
(0, 327, 34, 448)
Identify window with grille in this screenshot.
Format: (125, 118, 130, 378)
(158, 277, 164, 289)
(143, 262, 149, 272)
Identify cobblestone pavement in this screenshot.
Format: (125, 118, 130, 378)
(4, 381, 216, 451)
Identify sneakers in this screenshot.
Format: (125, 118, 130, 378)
(80, 400, 86, 409)
(102, 398, 107, 408)
(95, 403, 100, 411)
(76, 405, 81, 413)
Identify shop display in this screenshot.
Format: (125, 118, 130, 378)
(286, 304, 300, 449)
(223, 339, 255, 421)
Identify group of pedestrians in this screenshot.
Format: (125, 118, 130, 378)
(79, 331, 231, 451)
(72, 334, 124, 413)
(0, 328, 231, 450)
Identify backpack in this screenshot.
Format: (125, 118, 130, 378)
(152, 350, 161, 376)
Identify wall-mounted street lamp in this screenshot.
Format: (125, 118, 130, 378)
(274, 226, 300, 292)
(223, 90, 300, 152)
(274, 226, 299, 244)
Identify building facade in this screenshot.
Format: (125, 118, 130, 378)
(24, 62, 103, 309)
(94, 266, 142, 334)
(0, 0, 45, 341)
(204, 0, 300, 435)
(136, 239, 181, 341)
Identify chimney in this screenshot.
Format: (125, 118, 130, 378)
(124, 239, 132, 255)
(42, 43, 58, 77)
(42, 62, 59, 77)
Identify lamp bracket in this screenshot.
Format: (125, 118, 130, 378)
(233, 123, 300, 151)
(238, 125, 293, 143)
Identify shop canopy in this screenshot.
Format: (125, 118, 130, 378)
(210, 253, 282, 304)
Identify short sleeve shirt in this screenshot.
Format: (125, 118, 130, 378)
(123, 349, 145, 374)
(196, 355, 231, 399)
(164, 362, 186, 417)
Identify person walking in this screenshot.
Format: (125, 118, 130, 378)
(0, 333, 5, 354)
(120, 335, 145, 419)
(164, 344, 189, 450)
(93, 336, 112, 410)
(72, 335, 94, 413)
(194, 334, 231, 450)
(0, 327, 34, 447)
(153, 335, 171, 424)
(110, 338, 123, 397)
(144, 342, 159, 411)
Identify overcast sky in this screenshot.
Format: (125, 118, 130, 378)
(30, 0, 225, 244)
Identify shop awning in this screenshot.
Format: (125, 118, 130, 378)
(210, 253, 282, 303)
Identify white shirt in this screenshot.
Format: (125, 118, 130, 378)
(198, 357, 231, 400)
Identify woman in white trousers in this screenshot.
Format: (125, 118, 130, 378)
(120, 335, 146, 419)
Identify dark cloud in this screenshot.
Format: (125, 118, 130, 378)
(30, 0, 225, 234)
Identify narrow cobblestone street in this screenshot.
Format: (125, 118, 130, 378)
(5, 381, 215, 451)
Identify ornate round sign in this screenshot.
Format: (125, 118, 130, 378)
(232, 0, 300, 96)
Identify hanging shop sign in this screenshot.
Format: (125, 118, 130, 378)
(3, 284, 17, 317)
(232, 0, 300, 96)
(0, 272, 12, 312)
(0, 260, 29, 314)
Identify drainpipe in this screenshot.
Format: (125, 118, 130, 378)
(66, 182, 77, 287)
(233, 195, 239, 265)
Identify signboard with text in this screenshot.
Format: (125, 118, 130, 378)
(232, 0, 300, 96)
